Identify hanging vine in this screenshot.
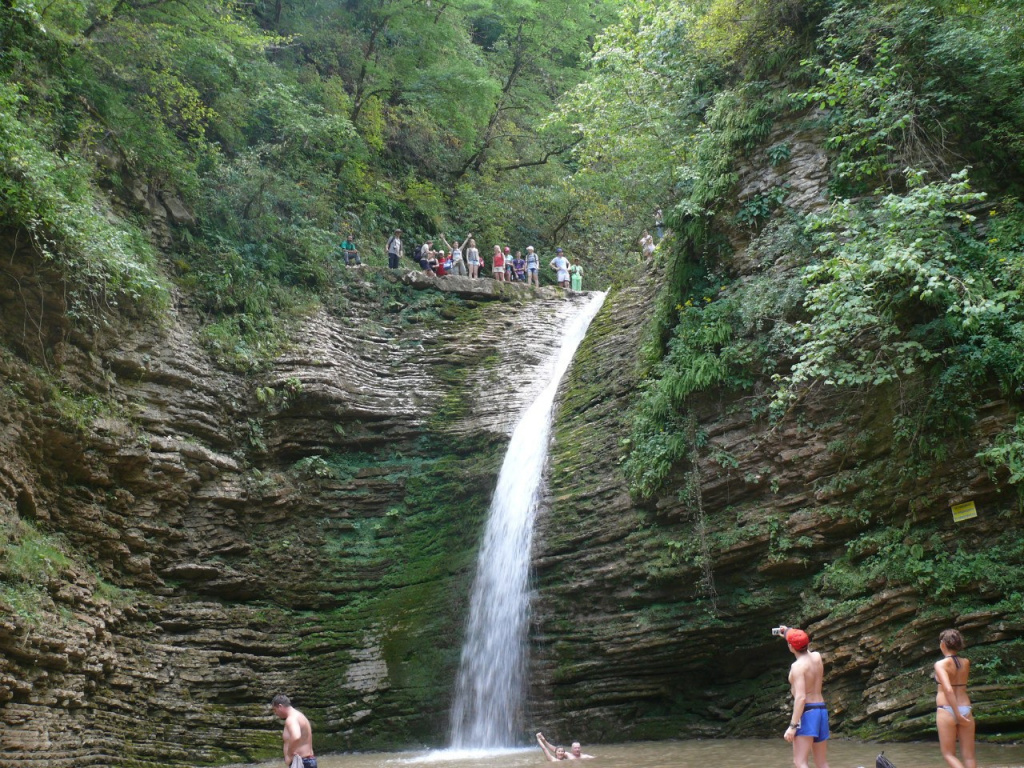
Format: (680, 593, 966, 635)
(685, 414, 718, 614)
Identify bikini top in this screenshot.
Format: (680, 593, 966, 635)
(939, 654, 967, 687)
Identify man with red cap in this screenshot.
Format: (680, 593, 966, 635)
(778, 625, 830, 768)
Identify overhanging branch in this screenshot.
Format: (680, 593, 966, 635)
(493, 138, 582, 172)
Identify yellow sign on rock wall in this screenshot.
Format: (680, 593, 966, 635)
(951, 501, 978, 522)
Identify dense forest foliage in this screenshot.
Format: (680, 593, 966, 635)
(576, 0, 1024, 618)
(589, 0, 1024, 493)
(3, 0, 1024, 605)
(0, 0, 636, 367)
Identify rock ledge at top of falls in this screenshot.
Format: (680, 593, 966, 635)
(389, 266, 570, 300)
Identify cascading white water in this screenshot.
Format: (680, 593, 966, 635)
(448, 292, 606, 749)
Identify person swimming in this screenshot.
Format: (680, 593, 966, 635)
(537, 733, 593, 760)
(536, 733, 568, 761)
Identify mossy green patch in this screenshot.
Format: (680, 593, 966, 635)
(245, 429, 508, 749)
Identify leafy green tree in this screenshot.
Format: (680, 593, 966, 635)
(608, 0, 1024, 498)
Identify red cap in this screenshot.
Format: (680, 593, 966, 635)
(786, 628, 810, 651)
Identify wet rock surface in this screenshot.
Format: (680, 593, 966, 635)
(0, 249, 593, 766)
(529, 154, 1024, 744)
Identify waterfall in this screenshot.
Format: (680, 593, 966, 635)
(448, 291, 606, 749)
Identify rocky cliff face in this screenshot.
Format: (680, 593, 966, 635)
(528, 122, 1024, 744)
(3, 113, 1023, 767)
(0, 241, 593, 766)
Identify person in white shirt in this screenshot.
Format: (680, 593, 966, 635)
(386, 229, 403, 269)
(549, 248, 570, 288)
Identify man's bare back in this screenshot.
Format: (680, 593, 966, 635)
(780, 626, 830, 768)
(789, 651, 826, 704)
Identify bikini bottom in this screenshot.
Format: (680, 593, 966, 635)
(937, 705, 972, 717)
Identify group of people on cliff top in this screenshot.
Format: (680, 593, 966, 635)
(270, 626, 975, 768)
(388, 231, 584, 290)
(338, 229, 583, 290)
(336, 206, 672, 286)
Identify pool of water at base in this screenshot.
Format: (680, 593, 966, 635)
(225, 738, 1024, 768)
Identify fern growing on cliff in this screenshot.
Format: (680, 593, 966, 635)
(0, 83, 168, 321)
(624, 296, 757, 498)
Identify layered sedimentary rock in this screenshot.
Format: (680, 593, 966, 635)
(533, 281, 1023, 740)
(0, 242, 592, 766)
(3, 108, 1023, 767)
(528, 121, 1024, 744)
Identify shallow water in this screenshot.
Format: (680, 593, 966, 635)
(230, 738, 1024, 768)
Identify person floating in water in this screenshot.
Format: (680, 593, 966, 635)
(537, 732, 593, 760)
(537, 732, 567, 761)
(569, 741, 594, 759)
(272, 694, 316, 768)
(778, 626, 830, 768)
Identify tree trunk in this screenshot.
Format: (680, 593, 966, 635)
(457, 19, 527, 177)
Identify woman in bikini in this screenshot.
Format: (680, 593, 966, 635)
(536, 733, 568, 761)
(934, 628, 975, 768)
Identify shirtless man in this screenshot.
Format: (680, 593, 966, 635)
(779, 626, 829, 768)
(537, 732, 594, 760)
(272, 694, 316, 768)
(569, 742, 594, 759)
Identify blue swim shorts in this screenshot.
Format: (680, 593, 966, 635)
(796, 703, 830, 742)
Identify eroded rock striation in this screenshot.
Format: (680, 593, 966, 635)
(0, 244, 592, 766)
(529, 121, 1024, 744)
(534, 277, 1023, 741)
(2, 116, 1022, 767)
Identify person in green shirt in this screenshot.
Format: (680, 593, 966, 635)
(569, 263, 583, 292)
(339, 232, 361, 266)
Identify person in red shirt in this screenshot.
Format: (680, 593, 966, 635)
(492, 245, 506, 281)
